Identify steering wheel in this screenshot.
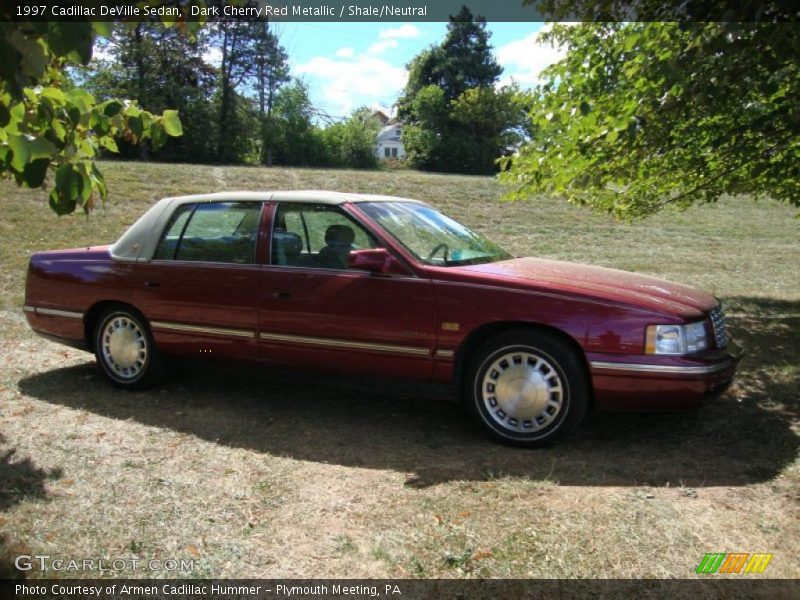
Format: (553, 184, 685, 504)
(426, 243, 449, 262)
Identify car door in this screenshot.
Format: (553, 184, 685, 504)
(258, 201, 437, 380)
(133, 200, 263, 360)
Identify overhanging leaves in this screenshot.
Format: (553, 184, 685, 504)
(500, 22, 800, 219)
(1, 20, 186, 215)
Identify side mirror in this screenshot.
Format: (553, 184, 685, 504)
(347, 248, 407, 275)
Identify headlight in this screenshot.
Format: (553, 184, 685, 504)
(645, 321, 709, 355)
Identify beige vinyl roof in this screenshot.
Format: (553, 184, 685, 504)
(163, 190, 423, 205)
(110, 190, 424, 262)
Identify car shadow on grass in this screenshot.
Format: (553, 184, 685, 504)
(17, 296, 798, 489)
(0, 433, 61, 579)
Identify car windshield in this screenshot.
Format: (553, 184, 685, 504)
(359, 201, 512, 266)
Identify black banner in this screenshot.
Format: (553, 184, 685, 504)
(2, 0, 799, 22)
(1, 579, 799, 600)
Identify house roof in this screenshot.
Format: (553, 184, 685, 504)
(370, 110, 390, 124)
(377, 124, 402, 143)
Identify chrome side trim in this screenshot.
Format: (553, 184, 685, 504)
(590, 361, 731, 375)
(434, 349, 454, 359)
(151, 321, 254, 339)
(261, 264, 420, 282)
(26, 306, 83, 319)
(259, 331, 429, 357)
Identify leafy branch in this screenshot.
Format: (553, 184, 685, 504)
(1, 20, 186, 214)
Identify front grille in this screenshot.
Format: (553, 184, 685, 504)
(710, 304, 728, 349)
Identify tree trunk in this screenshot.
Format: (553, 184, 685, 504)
(134, 24, 149, 160)
(258, 59, 267, 164)
(217, 26, 231, 159)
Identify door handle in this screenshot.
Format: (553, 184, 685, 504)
(271, 291, 291, 299)
(144, 281, 161, 288)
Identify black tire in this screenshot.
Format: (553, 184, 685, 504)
(93, 305, 166, 390)
(465, 329, 588, 447)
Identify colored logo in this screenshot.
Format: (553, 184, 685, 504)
(696, 553, 773, 574)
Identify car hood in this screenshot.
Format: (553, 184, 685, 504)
(457, 257, 718, 318)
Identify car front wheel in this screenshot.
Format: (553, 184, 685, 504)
(94, 306, 165, 389)
(465, 330, 588, 447)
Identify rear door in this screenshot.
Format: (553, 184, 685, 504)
(258, 201, 437, 380)
(133, 201, 263, 360)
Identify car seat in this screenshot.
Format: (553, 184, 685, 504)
(318, 224, 355, 269)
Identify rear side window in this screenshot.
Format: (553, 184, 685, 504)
(153, 202, 262, 264)
(153, 204, 194, 260)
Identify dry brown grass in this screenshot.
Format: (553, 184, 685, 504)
(0, 162, 798, 580)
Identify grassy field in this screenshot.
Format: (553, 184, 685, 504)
(0, 161, 798, 583)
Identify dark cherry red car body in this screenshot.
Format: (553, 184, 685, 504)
(23, 191, 743, 446)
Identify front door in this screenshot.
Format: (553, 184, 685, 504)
(258, 201, 436, 380)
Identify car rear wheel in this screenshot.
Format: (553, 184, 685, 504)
(465, 330, 588, 447)
(94, 306, 165, 389)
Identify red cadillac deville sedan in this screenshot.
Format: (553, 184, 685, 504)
(24, 191, 743, 446)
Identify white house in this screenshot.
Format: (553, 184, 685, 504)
(375, 123, 406, 160)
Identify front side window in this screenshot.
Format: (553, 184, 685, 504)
(271, 203, 378, 270)
(384, 147, 391, 158)
(153, 202, 262, 264)
(359, 201, 511, 267)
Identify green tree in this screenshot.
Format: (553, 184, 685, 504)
(210, 19, 292, 165)
(399, 6, 520, 174)
(213, 20, 262, 163)
(398, 5, 501, 114)
(81, 23, 217, 163)
(0, 20, 183, 214)
(270, 81, 323, 166)
(436, 5, 503, 99)
(402, 82, 525, 174)
(253, 24, 290, 166)
(449, 85, 527, 172)
(501, 20, 800, 218)
(320, 107, 380, 169)
(401, 85, 449, 171)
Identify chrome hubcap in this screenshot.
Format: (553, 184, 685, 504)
(481, 350, 564, 432)
(101, 316, 147, 380)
